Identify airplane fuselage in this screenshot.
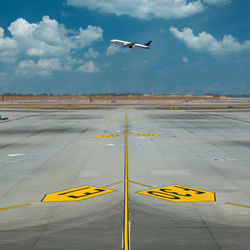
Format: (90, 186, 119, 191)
(111, 39, 152, 49)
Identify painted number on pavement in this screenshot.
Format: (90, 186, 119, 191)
(137, 185, 215, 202)
(42, 185, 115, 202)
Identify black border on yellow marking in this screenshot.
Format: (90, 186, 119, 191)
(123, 111, 129, 250)
(0, 203, 31, 211)
(41, 185, 116, 202)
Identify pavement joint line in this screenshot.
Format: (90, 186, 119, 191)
(0, 203, 32, 211)
(225, 202, 250, 208)
(103, 180, 124, 187)
(130, 119, 146, 121)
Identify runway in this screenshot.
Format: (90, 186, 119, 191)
(1, 107, 250, 249)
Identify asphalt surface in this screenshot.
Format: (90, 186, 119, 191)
(1, 107, 250, 249)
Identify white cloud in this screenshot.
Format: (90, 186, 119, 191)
(67, 0, 230, 20)
(84, 48, 99, 58)
(76, 60, 99, 73)
(17, 58, 62, 75)
(160, 28, 166, 34)
(0, 16, 103, 74)
(170, 26, 250, 55)
(203, 0, 230, 5)
(75, 26, 103, 48)
(182, 56, 189, 63)
(106, 44, 122, 55)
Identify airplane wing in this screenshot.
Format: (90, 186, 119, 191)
(111, 40, 130, 47)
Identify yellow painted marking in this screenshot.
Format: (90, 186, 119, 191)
(0, 203, 31, 211)
(124, 111, 129, 250)
(105, 120, 120, 123)
(130, 119, 146, 121)
(96, 135, 122, 138)
(128, 180, 153, 188)
(225, 202, 250, 208)
(131, 134, 159, 137)
(42, 185, 115, 202)
(138, 185, 215, 203)
(104, 180, 124, 187)
(109, 110, 119, 112)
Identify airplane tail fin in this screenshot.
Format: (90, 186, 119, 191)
(144, 40, 152, 46)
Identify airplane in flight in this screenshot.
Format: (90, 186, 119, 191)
(111, 39, 152, 49)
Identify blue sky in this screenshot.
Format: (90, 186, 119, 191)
(0, 0, 250, 95)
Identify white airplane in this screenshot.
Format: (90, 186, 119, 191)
(111, 39, 152, 49)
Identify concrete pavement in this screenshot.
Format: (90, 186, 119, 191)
(0, 107, 250, 249)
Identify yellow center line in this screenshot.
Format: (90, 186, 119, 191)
(0, 203, 31, 211)
(103, 180, 124, 188)
(124, 110, 129, 250)
(225, 202, 250, 208)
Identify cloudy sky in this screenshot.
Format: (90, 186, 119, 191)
(0, 0, 250, 94)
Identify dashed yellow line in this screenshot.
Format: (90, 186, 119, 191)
(128, 180, 153, 188)
(104, 180, 152, 189)
(225, 202, 250, 208)
(96, 135, 122, 138)
(131, 134, 159, 137)
(103, 181, 124, 188)
(0, 203, 31, 211)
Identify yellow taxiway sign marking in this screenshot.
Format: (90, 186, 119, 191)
(42, 185, 115, 202)
(0, 203, 31, 211)
(131, 134, 159, 137)
(105, 120, 120, 123)
(96, 135, 122, 138)
(138, 185, 215, 202)
(130, 119, 146, 121)
(225, 202, 250, 208)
